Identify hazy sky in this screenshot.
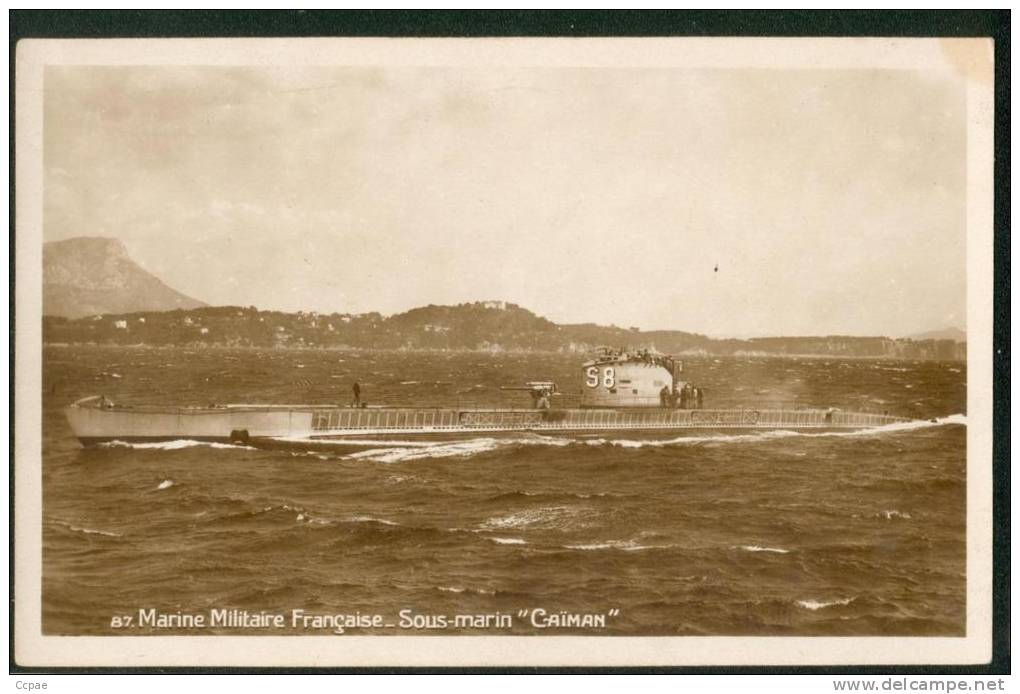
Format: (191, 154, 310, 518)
(43, 65, 966, 337)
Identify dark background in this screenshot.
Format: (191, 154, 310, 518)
(10, 9, 1009, 676)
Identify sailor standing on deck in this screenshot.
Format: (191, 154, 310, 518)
(352, 381, 362, 407)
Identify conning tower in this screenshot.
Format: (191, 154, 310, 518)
(579, 347, 681, 408)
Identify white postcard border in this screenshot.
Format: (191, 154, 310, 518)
(14, 36, 996, 667)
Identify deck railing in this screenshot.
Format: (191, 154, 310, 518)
(310, 407, 906, 433)
(446, 392, 903, 418)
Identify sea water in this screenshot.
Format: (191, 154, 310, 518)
(41, 346, 966, 636)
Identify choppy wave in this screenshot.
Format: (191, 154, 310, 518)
(877, 510, 912, 520)
(342, 435, 572, 464)
(798, 597, 855, 610)
(70, 525, 121, 537)
(156, 479, 174, 490)
(223, 504, 405, 529)
(438, 585, 495, 595)
(480, 505, 589, 531)
(347, 515, 400, 526)
(564, 539, 667, 552)
(52, 520, 122, 538)
(257, 503, 304, 515)
(592, 431, 802, 448)
(483, 490, 612, 504)
(592, 414, 967, 449)
(344, 438, 504, 463)
(775, 414, 967, 440)
(292, 512, 319, 524)
(488, 537, 527, 545)
(842, 413, 966, 433)
(740, 545, 791, 554)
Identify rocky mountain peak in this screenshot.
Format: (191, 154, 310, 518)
(43, 236, 206, 318)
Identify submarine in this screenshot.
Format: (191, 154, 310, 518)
(64, 347, 910, 447)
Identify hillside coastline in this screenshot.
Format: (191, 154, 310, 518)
(43, 302, 966, 361)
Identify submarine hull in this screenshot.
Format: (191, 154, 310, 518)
(65, 396, 908, 447)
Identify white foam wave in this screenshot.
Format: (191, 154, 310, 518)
(67, 524, 121, 537)
(564, 539, 665, 552)
(480, 506, 584, 530)
(348, 515, 399, 526)
(797, 597, 855, 610)
(345, 438, 503, 463)
(878, 510, 912, 520)
(287, 508, 331, 525)
(593, 430, 803, 448)
(438, 586, 495, 595)
(589, 414, 967, 449)
(255, 503, 305, 516)
(740, 545, 790, 554)
(102, 439, 254, 450)
(818, 414, 967, 437)
(342, 435, 571, 464)
(156, 479, 174, 490)
(287, 451, 332, 460)
(489, 537, 527, 545)
(278, 438, 447, 448)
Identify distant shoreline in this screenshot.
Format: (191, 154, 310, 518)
(42, 302, 966, 361)
(41, 342, 967, 363)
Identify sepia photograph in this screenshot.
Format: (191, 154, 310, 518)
(14, 32, 997, 668)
